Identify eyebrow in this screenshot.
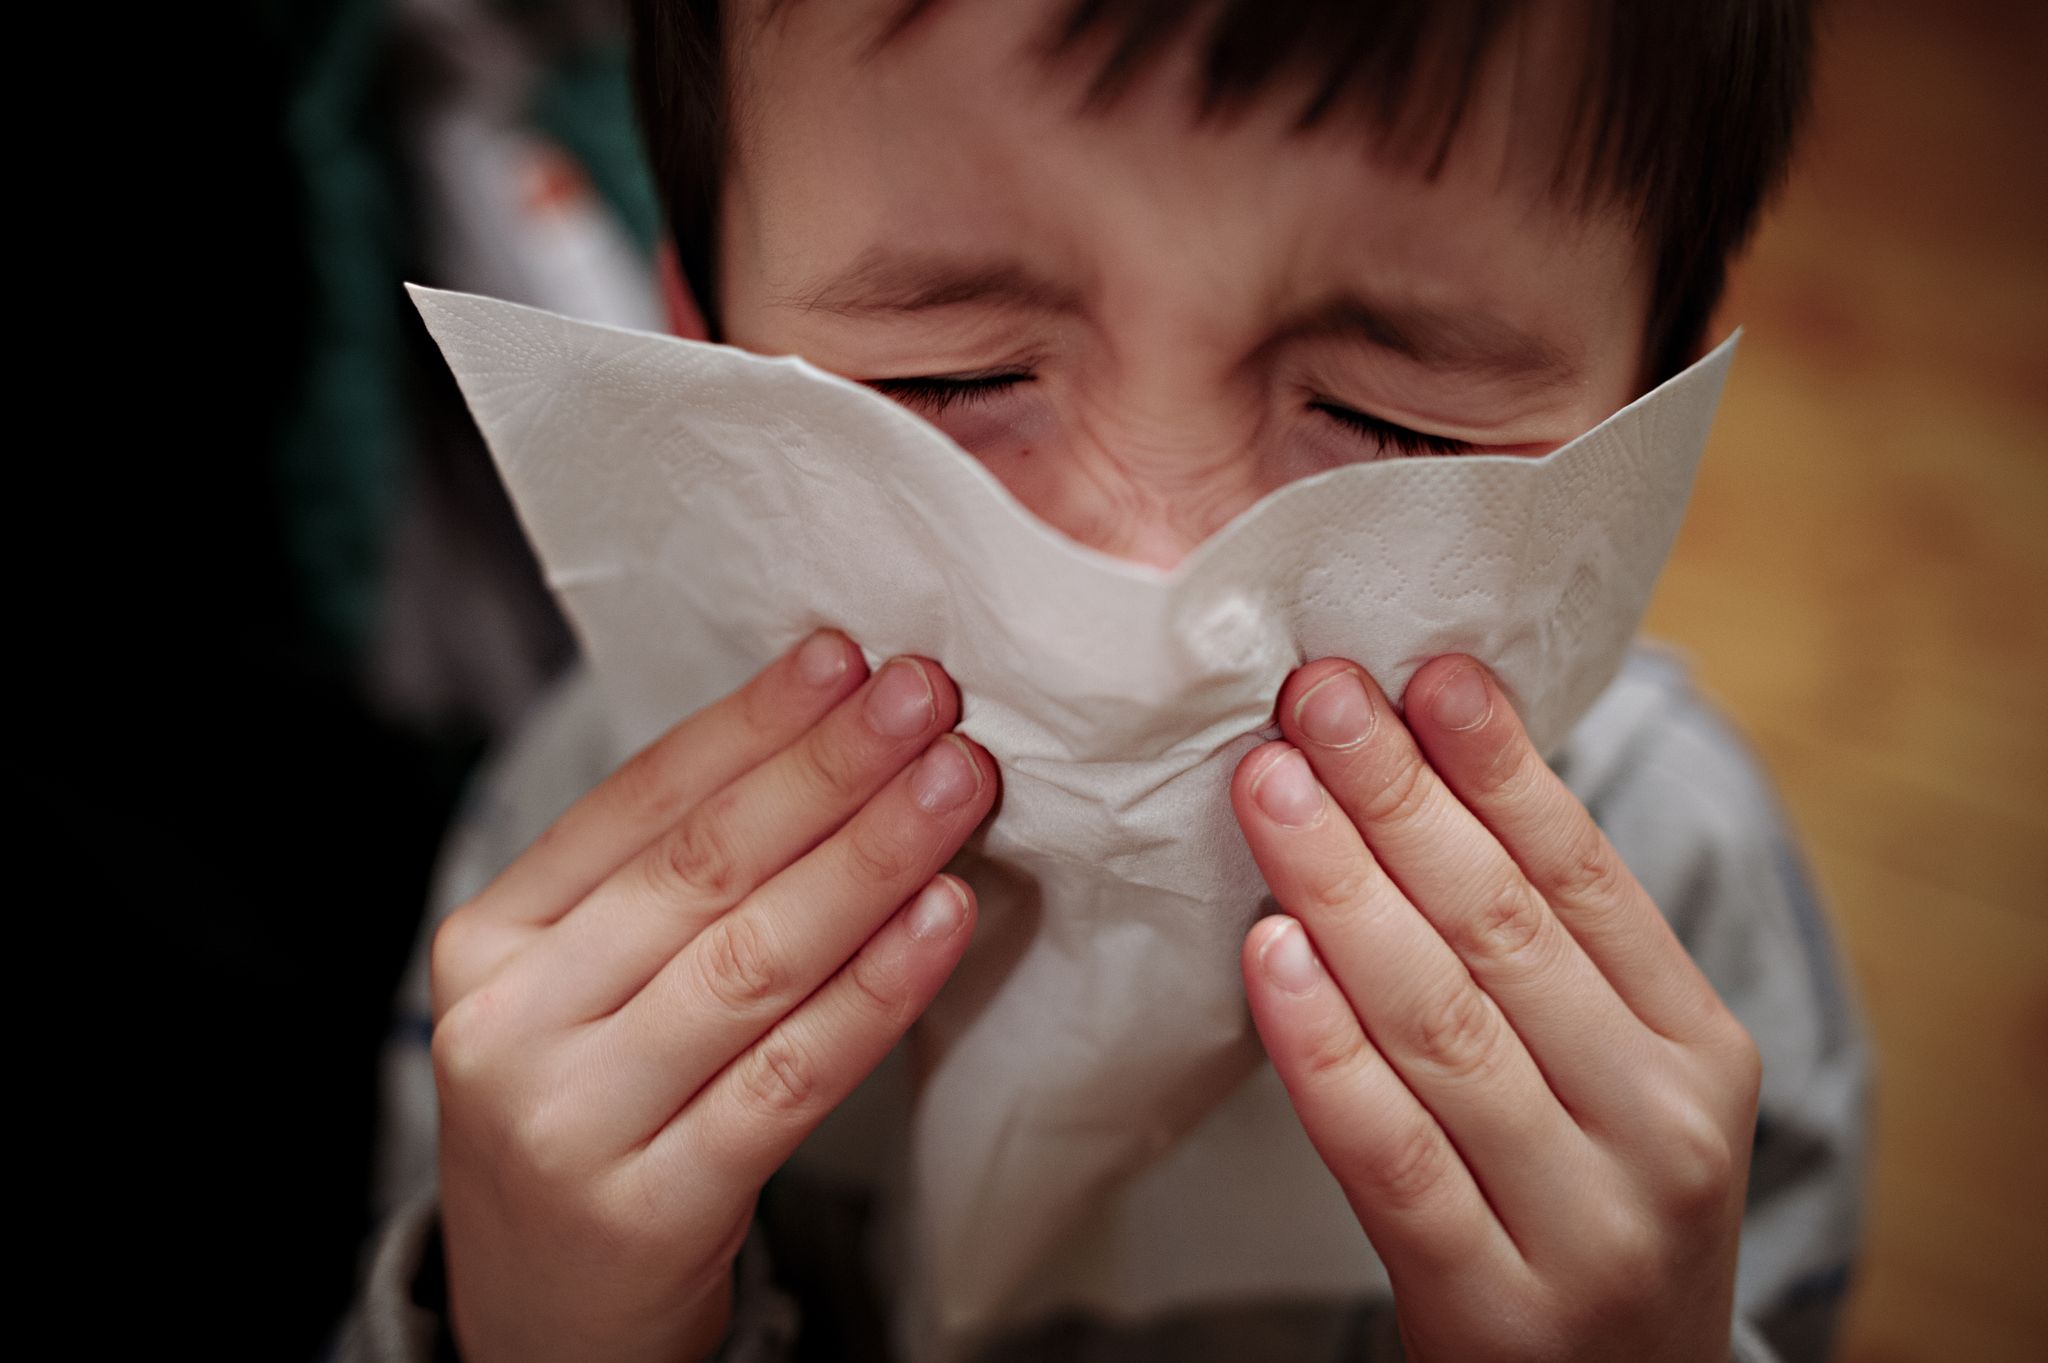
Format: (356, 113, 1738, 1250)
(1278, 297, 1577, 387)
(781, 248, 1575, 385)
(781, 249, 1085, 317)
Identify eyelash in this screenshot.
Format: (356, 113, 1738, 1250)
(869, 373, 1474, 457)
(1306, 401, 1474, 457)
(867, 372, 1034, 413)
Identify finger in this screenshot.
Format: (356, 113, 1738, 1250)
(464, 629, 867, 936)
(1277, 660, 1664, 1119)
(1402, 655, 1732, 1046)
(581, 734, 995, 1144)
(1242, 915, 1520, 1279)
(1233, 743, 1595, 1243)
(511, 656, 961, 1021)
(638, 874, 975, 1199)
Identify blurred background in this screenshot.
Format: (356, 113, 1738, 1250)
(113, 1, 2042, 1358)
(1641, 1, 2048, 1355)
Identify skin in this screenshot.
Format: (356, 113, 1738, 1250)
(435, 637, 998, 1362)
(719, 0, 1651, 567)
(432, 2, 1760, 1359)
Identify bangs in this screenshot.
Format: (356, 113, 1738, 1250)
(639, 0, 1815, 380)
(983, 0, 1517, 178)
(888, 0, 1813, 380)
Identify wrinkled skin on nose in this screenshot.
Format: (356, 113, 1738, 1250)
(985, 370, 1277, 569)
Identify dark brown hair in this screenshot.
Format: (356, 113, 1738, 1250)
(628, 0, 1816, 385)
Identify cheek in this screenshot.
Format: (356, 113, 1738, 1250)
(922, 398, 1058, 457)
(1282, 421, 1391, 481)
(933, 402, 1078, 534)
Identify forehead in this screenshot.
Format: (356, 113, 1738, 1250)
(725, 0, 1645, 350)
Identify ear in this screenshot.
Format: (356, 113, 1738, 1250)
(657, 237, 710, 341)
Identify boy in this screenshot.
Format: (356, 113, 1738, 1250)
(340, 2, 1867, 1360)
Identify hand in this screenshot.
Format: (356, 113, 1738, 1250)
(1231, 656, 1761, 1363)
(429, 630, 998, 1363)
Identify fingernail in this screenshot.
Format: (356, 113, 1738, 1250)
(910, 735, 981, 812)
(1432, 666, 1492, 731)
(1261, 919, 1325, 995)
(907, 878, 967, 941)
(796, 630, 849, 687)
(1294, 670, 1372, 749)
(1251, 748, 1325, 828)
(866, 658, 935, 737)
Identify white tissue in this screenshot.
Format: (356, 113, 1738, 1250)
(410, 284, 1734, 1362)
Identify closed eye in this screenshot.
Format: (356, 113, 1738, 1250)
(866, 372, 1033, 414)
(1310, 401, 1475, 457)
(869, 373, 1475, 459)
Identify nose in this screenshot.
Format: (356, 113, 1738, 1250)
(984, 407, 1272, 573)
(1000, 454, 1269, 572)
(1094, 513, 1234, 572)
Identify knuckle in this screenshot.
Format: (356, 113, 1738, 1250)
(1370, 1119, 1456, 1212)
(843, 818, 915, 887)
(1453, 876, 1551, 970)
(1714, 1016, 1765, 1101)
(1551, 826, 1629, 907)
(797, 727, 873, 805)
(507, 1094, 594, 1185)
(845, 946, 913, 1024)
(427, 911, 477, 1002)
(1303, 858, 1380, 917)
(1297, 1021, 1376, 1088)
(1585, 1203, 1665, 1297)
(610, 741, 695, 829)
(1408, 983, 1508, 1083)
(430, 909, 523, 1016)
(1354, 754, 1434, 827)
(1468, 732, 1540, 800)
(1655, 1099, 1740, 1218)
(693, 915, 785, 1011)
(657, 808, 744, 901)
(429, 993, 500, 1092)
(734, 1033, 821, 1118)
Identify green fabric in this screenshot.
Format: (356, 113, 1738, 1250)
(267, 1, 656, 668)
(529, 36, 664, 256)
(275, 0, 407, 665)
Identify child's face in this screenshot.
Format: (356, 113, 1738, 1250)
(718, 0, 1653, 569)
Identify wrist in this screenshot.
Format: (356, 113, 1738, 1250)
(669, 1271, 736, 1363)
